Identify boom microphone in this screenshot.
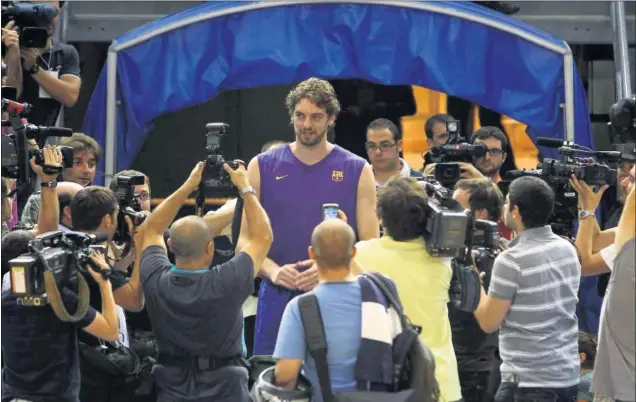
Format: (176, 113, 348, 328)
(536, 137, 577, 149)
(24, 125, 73, 139)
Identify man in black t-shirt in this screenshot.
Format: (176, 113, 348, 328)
(137, 161, 272, 402)
(69, 186, 144, 402)
(1, 1, 81, 127)
(1, 231, 119, 402)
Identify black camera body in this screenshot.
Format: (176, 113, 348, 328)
(1, 2, 57, 49)
(427, 121, 488, 187)
(113, 174, 147, 242)
(1, 135, 73, 179)
(8, 231, 107, 304)
(505, 147, 618, 239)
(203, 123, 238, 198)
(418, 177, 472, 258)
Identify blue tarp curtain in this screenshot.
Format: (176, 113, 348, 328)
(82, 1, 594, 184)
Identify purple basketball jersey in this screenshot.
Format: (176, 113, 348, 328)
(253, 144, 365, 355)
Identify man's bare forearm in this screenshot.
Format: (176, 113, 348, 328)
(32, 72, 79, 107)
(36, 186, 58, 234)
(145, 185, 192, 235)
(3, 56, 22, 96)
(242, 193, 273, 249)
(99, 283, 119, 335)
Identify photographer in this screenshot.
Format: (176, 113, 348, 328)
(109, 169, 151, 213)
(2, 1, 81, 127)
(573, 145, 635, 278)
(70, 185, 144, 402)
(469, 127, 508, 183)
(21, 133, 101, 226)
(591, 181, 635, 402)
(473, 176, 581, 402)
(450, 178, 506, 402)
(137, 161, 272, 402)
(354, 175, 462, 402)
(422, 114, 455, 167)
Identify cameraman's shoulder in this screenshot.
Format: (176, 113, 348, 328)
(57, 42, 79, 58)
(233, 251, 255, 269)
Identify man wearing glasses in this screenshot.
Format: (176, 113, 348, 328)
(469, 126, 509, 183)
(365, 118, 422, 187)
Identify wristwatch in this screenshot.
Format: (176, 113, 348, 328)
(239, 186, 256, 198)
(41, 180, 58, 189)
(578, 210, 595, 220)
(27, 64, 40, 75)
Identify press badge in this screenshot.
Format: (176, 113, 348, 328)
(38, 69, 59, 99)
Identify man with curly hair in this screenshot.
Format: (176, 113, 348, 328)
(237, 77, 379, 355)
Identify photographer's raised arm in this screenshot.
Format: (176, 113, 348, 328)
(80, 252, 120, 342)
(140, 162, 205, 251)
(30, 146, 62, 235)
(225, 160, 273, 277)
(2, 22, 23, 96)
(570, 177, 612, 276)
(235, 158, 278, 279)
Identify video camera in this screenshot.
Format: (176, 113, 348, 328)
(427, 120, 488, 187)
(113, 174, 147, 242)
(196, 123, 239, 214)
(8, 230, 109, 322)
(1, 2, 57, 49)
(1, 100, 74, 180)
(417, 177, 498, 312)
(504, 139, 620, 238)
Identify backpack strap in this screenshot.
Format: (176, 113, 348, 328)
(298, 293, 334, 402)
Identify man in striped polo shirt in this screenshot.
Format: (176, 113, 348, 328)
(473, 176, 581, 402)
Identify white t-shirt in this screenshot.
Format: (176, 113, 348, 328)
(600, 244, 617, 271)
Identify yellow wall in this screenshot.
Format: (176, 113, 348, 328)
(401, 86, 539, 170)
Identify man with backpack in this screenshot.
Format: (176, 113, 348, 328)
(271, 218, 439, 402)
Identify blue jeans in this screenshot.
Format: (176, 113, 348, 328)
(495, 382, 578, 402)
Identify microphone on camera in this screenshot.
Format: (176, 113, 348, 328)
(536, 137, 578, 149)
(24, 125, 73, 138)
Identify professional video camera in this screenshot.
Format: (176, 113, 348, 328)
(1, 101, 74, 178)
(113, 174, 147, 242)
(417, 177, 495, 312)
(427, 120, 488, 187)
(196, 123, 239, 214)
(472, 219, 501, 275)
(1, 1, 57, 49)
(8, 230, 109, 322)
(504, 138, 620, 238)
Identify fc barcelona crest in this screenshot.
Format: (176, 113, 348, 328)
(332, 170, 344, 182)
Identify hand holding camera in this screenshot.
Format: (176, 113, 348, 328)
(87, 250, 112, 286)
(29, 144, 61, 182)
(569, 175, 609, 212)
(222, 160, 249, 190)
(184, 161, 205, 193)
(1, 21, 20, 57)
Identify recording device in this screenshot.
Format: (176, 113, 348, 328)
(322, 203, 339, 220)
(427, 120, 488, 187)
(2, 98, 32, 116)
(504, 142, 619, 238)
(472, 220, 500, 276)
(8, 231, 109, 321)
(417, 177, 495, 313)
(1, 2, 57, 49)
(196, 123, 239, 215)
(113, 174, 147, 242)
(1, 121, 74, 179)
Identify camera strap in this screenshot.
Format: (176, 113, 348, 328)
(45, 270, 91, 322)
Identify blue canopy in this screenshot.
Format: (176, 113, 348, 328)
(82, 0, 593, 185)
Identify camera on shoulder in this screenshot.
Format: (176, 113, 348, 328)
(427, 120, 487, 187)
(416, 177, 499, 312)
(8, 230, 109, 321)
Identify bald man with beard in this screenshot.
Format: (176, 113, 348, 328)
(273, 219, 365, 399)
